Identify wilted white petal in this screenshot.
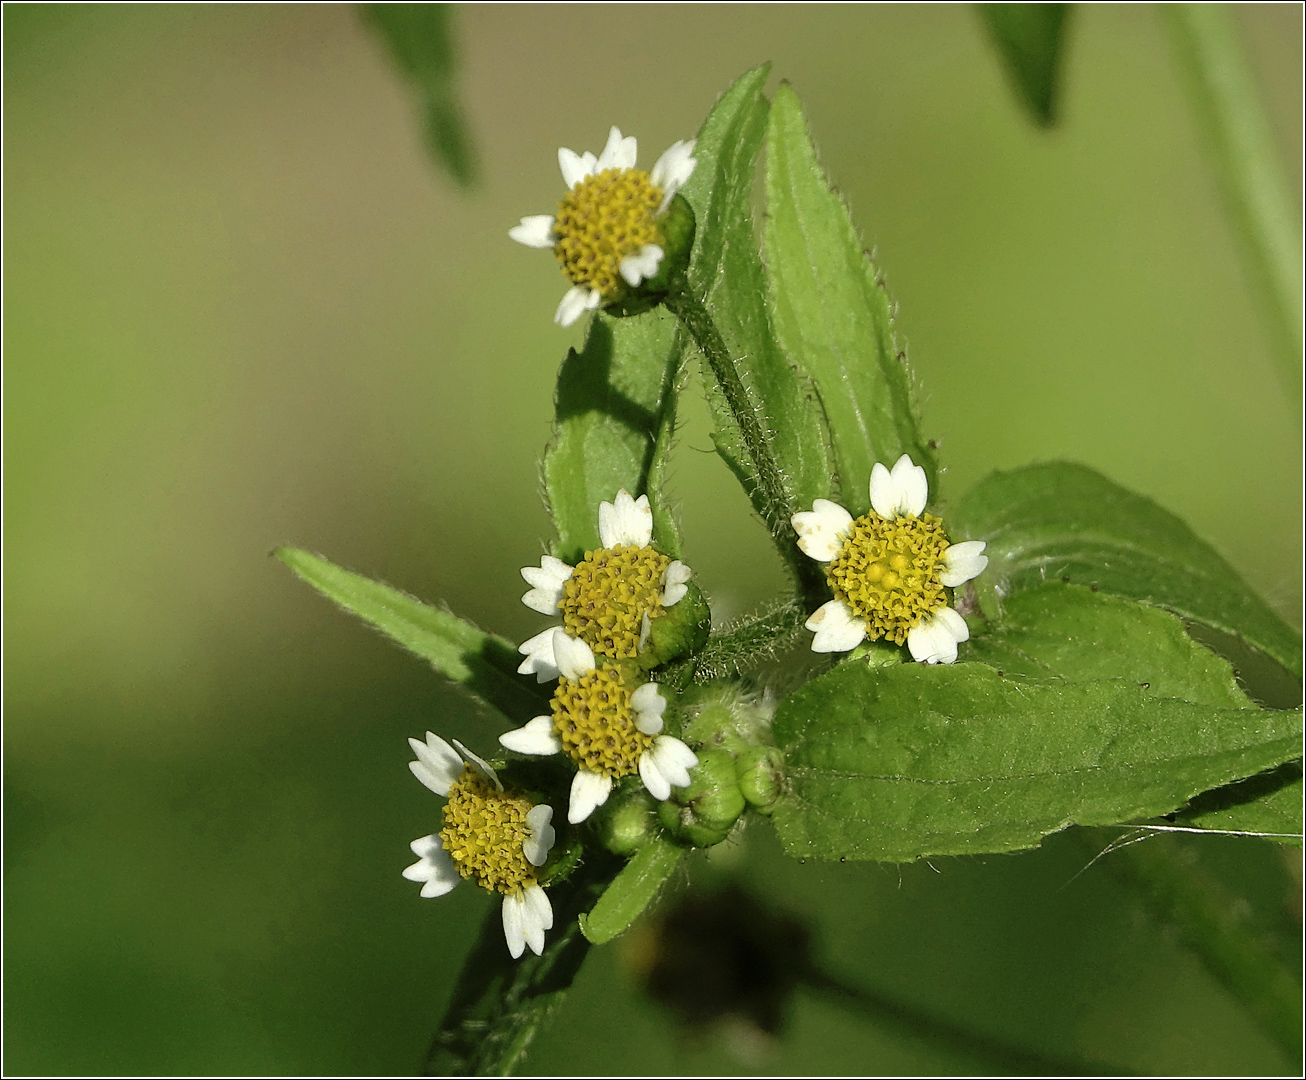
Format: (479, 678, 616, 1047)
(403, 835, 460, 899)
(907, 606, 969, 665)
(639, 611, 652, 650)
(407, 731, 464, 796)
(596, 126, 637, 171)
(660, 560, 691, 607)
(521, 555, 574, 614)
(631, 682, 667, 735)
(501, 892, 527, 959)
(651, 139, 697, 210)
(517, 627, 561, 682)
(558, 147, 597, 188)
(555, 285, 599, 327)
(792, 499, 854, 562)
(500, 716, 562, 757)
(805, 598, 867, 653)
(639, 736, 698, 801)
(520, 884, 553, 955)
(568, 769, 614, 824)
(508, 214, 556, 248)
(552, 629, 596, 680)
(598, 489, 654, 548)
(452, 739, 502, 790)
(522, 805, 556, 866)
(619, 243, 664, 286)
(939, 540, 989, 588)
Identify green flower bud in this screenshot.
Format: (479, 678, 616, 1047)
(594, 789, 658, 857)
(736, 745, 785, 813)
(657, 748, 746, 848)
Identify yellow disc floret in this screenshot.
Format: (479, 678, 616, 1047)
(439, 766, 537, 894)
(827, 513, 951, 645)
(560, 543, 671, 659)
(551, 667, 653, 778)
(554, 168, 663, 298)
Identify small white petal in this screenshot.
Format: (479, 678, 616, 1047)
(598, 489, 654, 548)
(522, 804, 556, 867)
(508, 214, 556, 248)
(517, 627, 561, 682)
(639, 611, 652, 650)
(619, 243, 664, 286)
(891, 454, 929, 517)
(805, 598, 868, 653)
(500, 716, 562, 757)
(651, 139, 697, 211)
(558, 147, 597, 188)
(568, 769, 614, 824)
(907, 606, 969, 665)
(452, 739, 503, 790)
(501, 892, 527, 959)
(407, 732, 464, 796)
(639, 736, 698, 801)
(520, 884, 553, 955)
(402, 835, 460, 899)
(631, 682, 667, 735)
(792, 499, 854, 562)
(660, 560, 691, 607)
(555, 285, 600, 327)
(939, 540, 989, 588)
(596, 126, 637, 171)
(552, 629, 596, 681)
(521, 555, 574, 614)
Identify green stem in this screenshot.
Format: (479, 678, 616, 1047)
(1166, 4, 1302, 404)
(664, 283, 827, 605)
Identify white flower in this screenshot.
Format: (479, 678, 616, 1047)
(403, 732, 556, 959)
(792, 454, 988, 664)
(517, 489, 693, 677)
(510, 126, 698, 326)
(500, 629, 699, 823)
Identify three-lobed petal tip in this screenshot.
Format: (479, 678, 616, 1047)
(869, 453, 929, 520)
(940, 540, 989, 588)
(631, 682, 667, 735)
(660, 560, 692, 607)
(517, 626, 561, 682)
(407, 731, 464, 797)
(552, 629, 596, 681)
(403, 834, 461, 899)
(638, 736, 698, 802)
(598, 488, 654, 548)
(793, 498, 855, 562)
(521, 554, 573, 615)
(500, 715, 562, 757)
(568, 769, 614, 824)
(804, 598, 868, 653)
(508, 214, 556, 248)
(554, 285, 601, 327)
(906, 606, 970, 664)
(522, 804, 556, 867)
(502, 884, 554, 959)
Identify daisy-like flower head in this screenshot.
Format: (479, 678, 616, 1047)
(500, 630, 699, 825)
(402, 732, 556, 959)
(792, 454, 989, 665)
(518, 489, 693, 680)
(509, 126, 698, 326)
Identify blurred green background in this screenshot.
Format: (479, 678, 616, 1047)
(5, 4, 1301, 1074)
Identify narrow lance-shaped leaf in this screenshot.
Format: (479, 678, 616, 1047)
(771, 662, 1302, 863)
(578, 835, 683, 945)
(951, 461, 1303, 679)
(678, 65, 836, 558)
(275, 547, 547, 723)
(363, 4, 478, 186)
(976, 3, 1072, 127)
(764, 82, 936, 512)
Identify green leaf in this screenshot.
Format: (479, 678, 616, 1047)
(542, 311, 685, 562)
(1175, 761, 1303, 844)
(578, 836, 683, 945)
(679, 66, 835, 548)
(771, 662, 1302, 862)
(275, 547, 547, 722)
(977, 3, 1072, 127)
(363, 4, 478, 186)
(951, 461, 1303, 679)
(965, 582, 1250, 709)
(764, 83, 935, 513)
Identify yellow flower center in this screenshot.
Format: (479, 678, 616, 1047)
(439, 767, 537, 895)
(827, 513, 951, 645)
(551, 667, 653, 779)
(560, 543, 671, 659)
(554, 167, 664, 298)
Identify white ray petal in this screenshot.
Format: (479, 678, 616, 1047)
(452, 739, 502, 790)
(520, 884, 553, 955)
(805, 598, 867, 653)
(552, 629, 595, 680)
(558, 147, 597, 188)
(631, 682, 667, 735)
(907, 606, 969, 665)
(521, 555, 574, 614)
(568, 769, 614, 824)
(939, 540, 989, 588)
(639, 736, 698, 801)
(508, 214, 556, 248)
(522, 804, 556, 866)
(517, 626, 561, 682)
(500, 716, 562, 757)
(555, 285, 600, 327)
(792, 499, 854, 561)
(660, 560, 691, 607)
(619, 243, 664, 286)
(598, 489, 653, 548)
(501, 892, 527, 959)
(407, 732, 463, 796)
(890, 454, 929, 517)
(651, 139, 697, 211)
(596, 126, 637, 171)
(402, 835, 460, 898)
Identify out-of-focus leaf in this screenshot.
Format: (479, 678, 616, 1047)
(578, 836, 683, 945)
(1175, 761, 1303, 844)
(951, 462, 1303, 679)
(764, 83, 935, 513)
(542, 312, 684, 563)
(364, 3, 478, 186)
(977, 3, 1072, 126)
(771, 662, 1302, 862)
(965, 583, 1250, 708)
(275, 547, 546, 722)
(678, 66, 835, 560)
